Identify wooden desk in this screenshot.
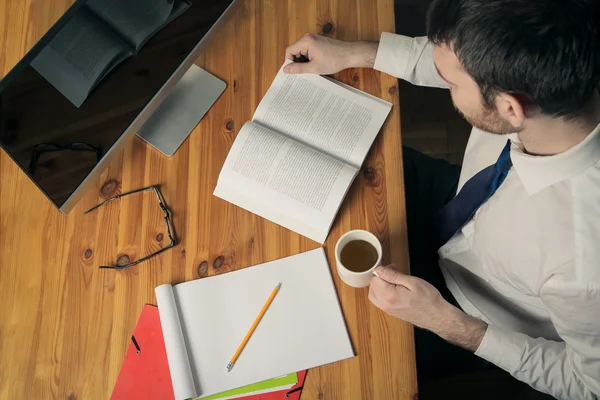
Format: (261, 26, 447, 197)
(0, 0, 417, 398)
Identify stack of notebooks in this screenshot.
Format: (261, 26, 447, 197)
(110, 305, 308, 400)
(111, 249, 354, 399)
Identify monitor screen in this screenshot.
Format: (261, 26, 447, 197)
(0, 0, 235, 207)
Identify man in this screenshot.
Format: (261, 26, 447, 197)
(284, 0, 600, 399)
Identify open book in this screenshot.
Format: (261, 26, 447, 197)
(31, 0, 190, 107)
(214, 61, 392, 243)
(155, 248, 354, 400)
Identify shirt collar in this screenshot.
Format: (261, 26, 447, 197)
(509, 122, 600, 195)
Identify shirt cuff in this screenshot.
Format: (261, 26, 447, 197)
(475, 324, 527, 373)
(373, 32, 413, 79)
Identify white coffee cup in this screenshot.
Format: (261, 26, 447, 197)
(334, 229, 383, 288)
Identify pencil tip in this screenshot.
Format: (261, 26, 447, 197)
(277, 282, 282, 289)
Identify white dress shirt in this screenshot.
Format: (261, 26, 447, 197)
(374, 32, 600, 400)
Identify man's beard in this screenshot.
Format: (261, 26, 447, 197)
(455, 103, 519, 135)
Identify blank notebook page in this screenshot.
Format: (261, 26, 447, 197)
(156, 248, 354, 399)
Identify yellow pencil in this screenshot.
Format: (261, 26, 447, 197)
(226, 282, 282, 372)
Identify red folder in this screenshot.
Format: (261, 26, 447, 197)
(110, 305, 175, 400)
(110, 304, 306, 400)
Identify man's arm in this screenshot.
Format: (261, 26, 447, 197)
(283, 32, 448, 90)
(369, 266, 600, 400)
(283, 33, 378, 75)
(369, 265, 487, 351)
(373, 33, 448, 89)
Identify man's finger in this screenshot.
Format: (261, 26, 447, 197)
(374, 265, 415, 289)
(283, 61, 316, 74)
(373, 263, 395, 278)
(285, 41, 310, 61)
(368, 284, 380, 306)
(370, 275, 395, 291)
(370, 276, 399, 303)
(368, 286, 389, 308)
(370, 277, 410, 311)
(285, 33, 319, 59)
(285, 50, 309, 62)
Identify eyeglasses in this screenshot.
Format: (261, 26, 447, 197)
(84, 186, 176, 270)
(29, 142, 102, 175)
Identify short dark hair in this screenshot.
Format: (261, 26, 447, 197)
(427, 0, 600, 118)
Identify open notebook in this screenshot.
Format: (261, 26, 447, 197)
(155, 248, 354, 400)
(214, 61, 392, 243)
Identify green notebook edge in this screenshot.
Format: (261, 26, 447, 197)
(196, 372, 298, 400)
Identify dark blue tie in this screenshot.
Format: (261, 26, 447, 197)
(434, 139, 512, 248)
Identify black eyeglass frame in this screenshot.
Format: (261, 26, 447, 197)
(83, 185, 176, 270)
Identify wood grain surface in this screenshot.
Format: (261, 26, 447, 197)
(0, 0, 417, 399)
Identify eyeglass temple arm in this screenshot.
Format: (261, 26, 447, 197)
(83, 186, 160, 215)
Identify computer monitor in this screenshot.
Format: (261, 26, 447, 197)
(0, 0, 241, 213)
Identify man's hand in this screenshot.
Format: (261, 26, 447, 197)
(369, 265, 488, 352)
(284, 33, 378, 75)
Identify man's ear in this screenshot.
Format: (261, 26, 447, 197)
(496, 93, 527, 128)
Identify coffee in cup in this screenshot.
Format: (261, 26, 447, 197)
(335, 230, 382, 288)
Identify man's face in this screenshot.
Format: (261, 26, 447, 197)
(432, 44, 515, 135)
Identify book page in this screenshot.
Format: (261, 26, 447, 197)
(214, 121, 357, 243)
(155, 248, 354, 399)
(31, 8, 130, 108)
(87, 0, 190, 52)
(252, 61, 392, 168)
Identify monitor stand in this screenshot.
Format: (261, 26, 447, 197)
(137, 64, 226, 156)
